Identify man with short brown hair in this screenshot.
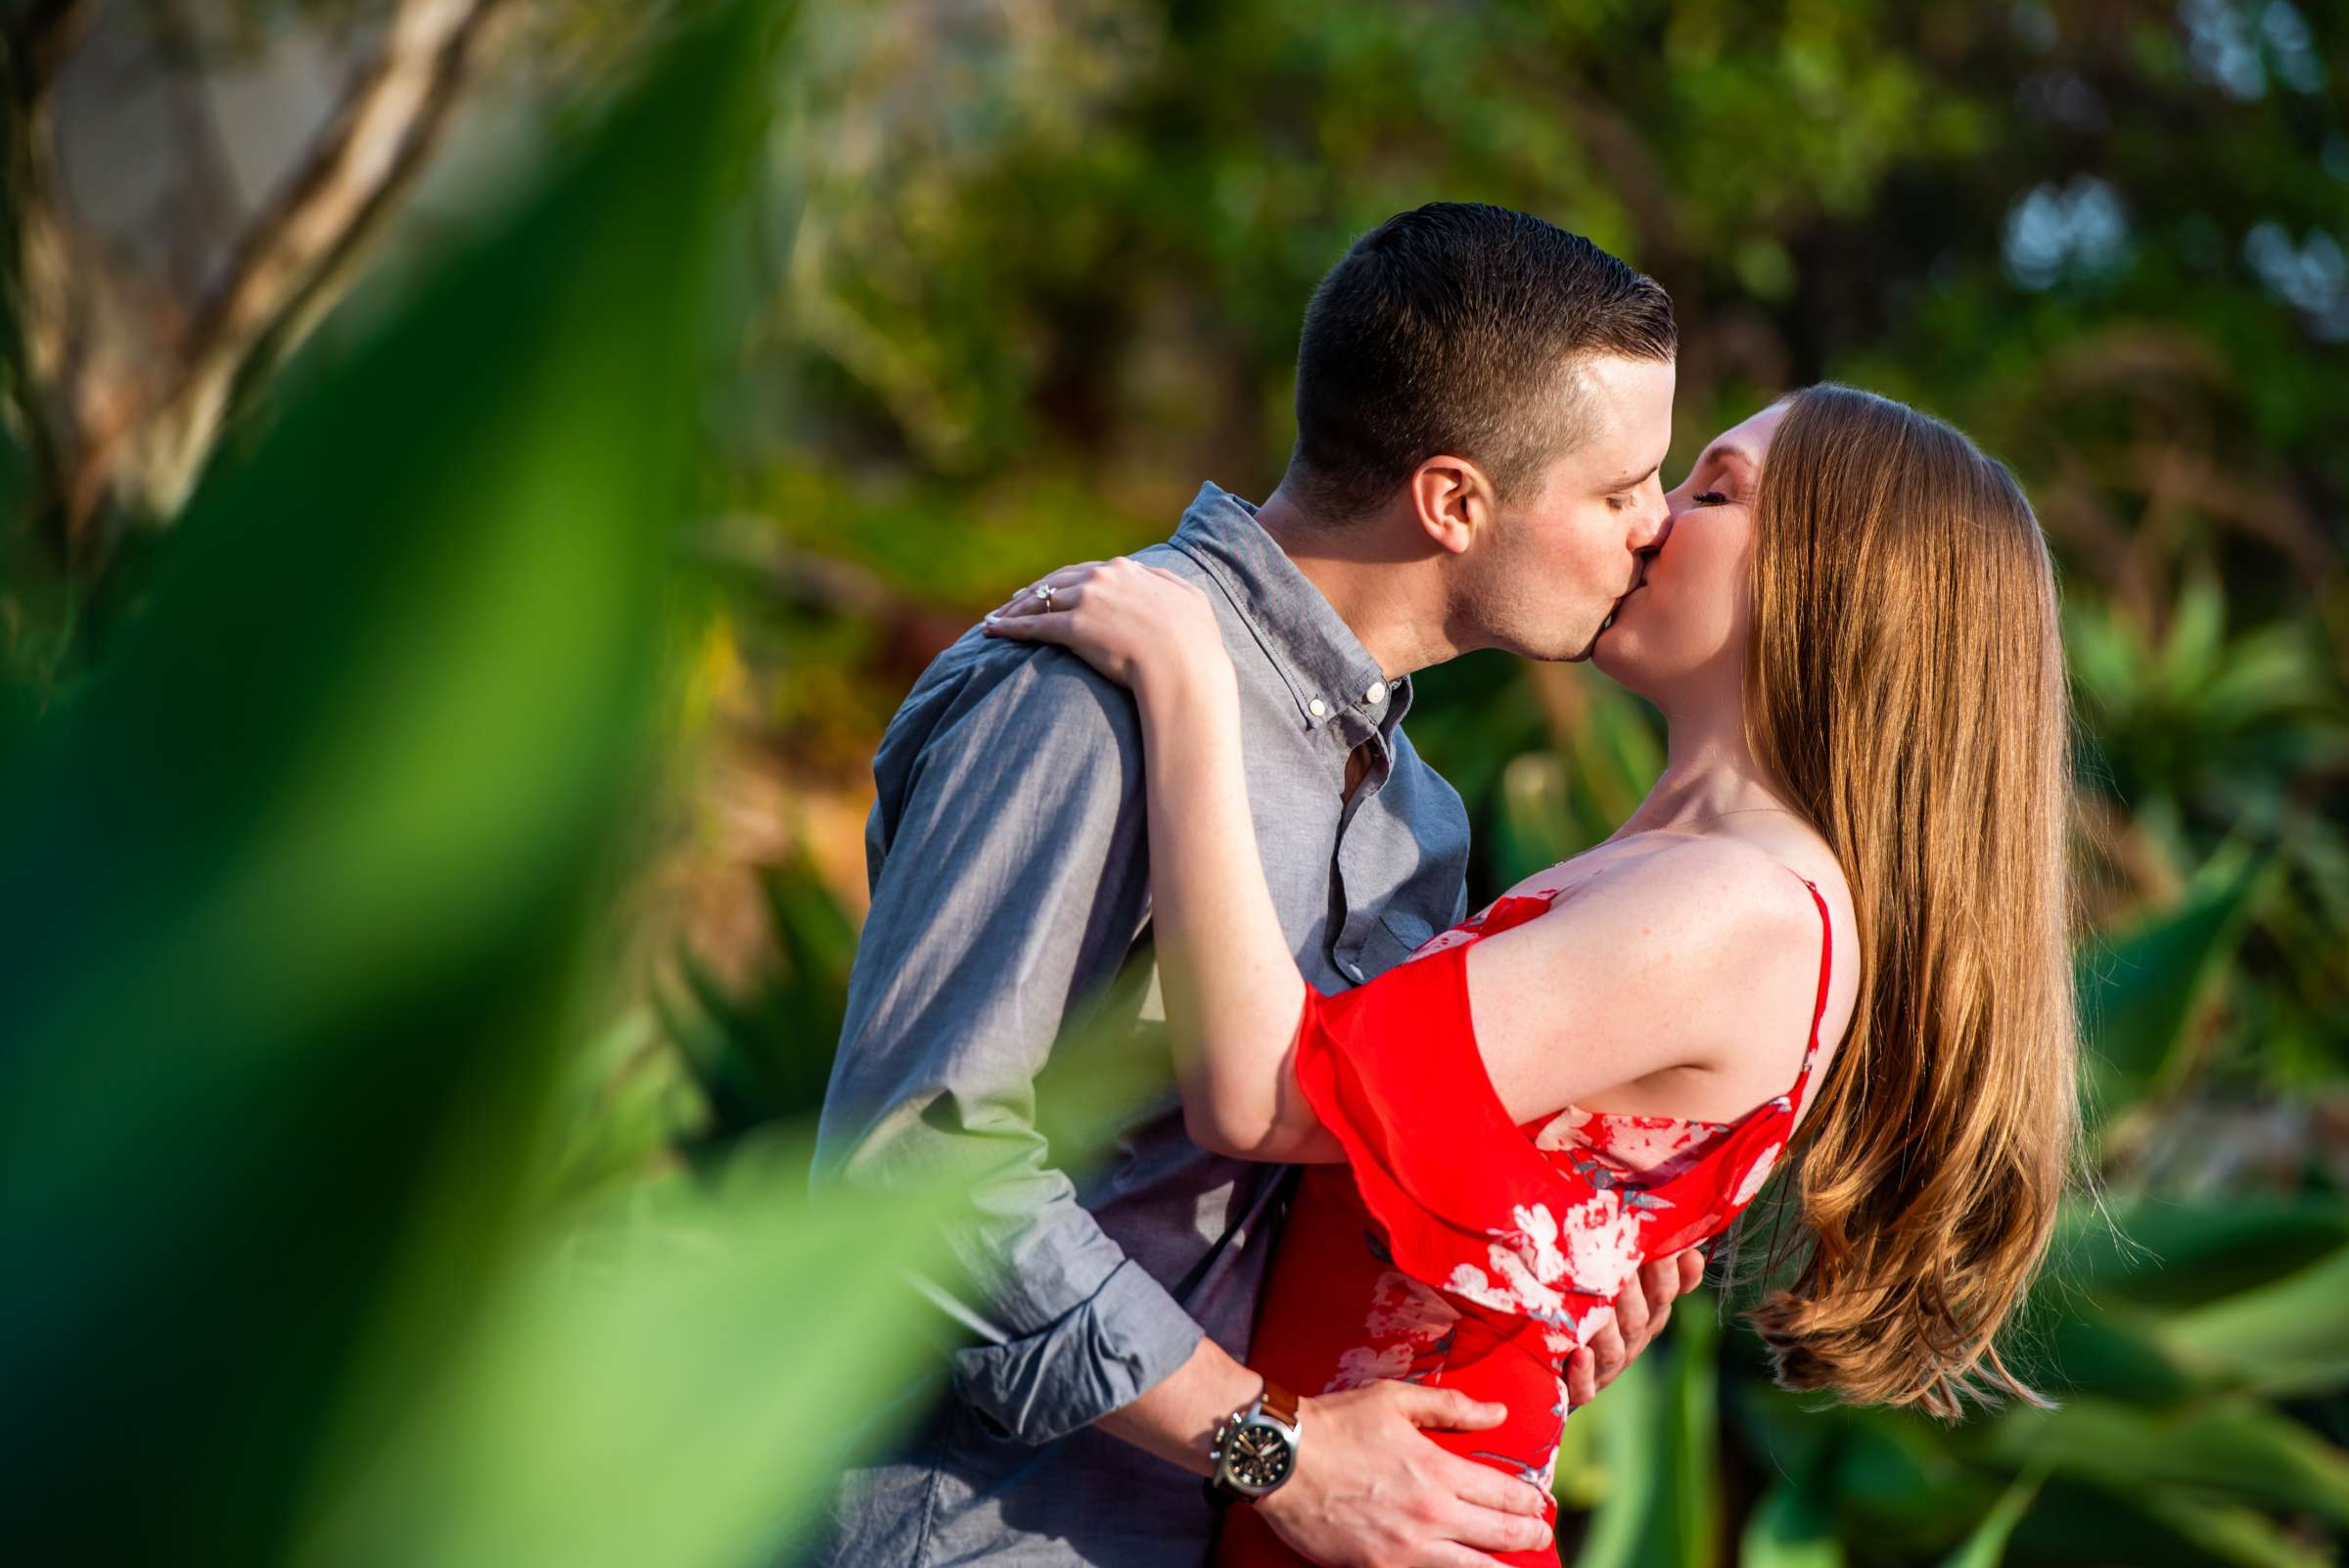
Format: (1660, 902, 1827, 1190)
(809, 202, 1698, 1568)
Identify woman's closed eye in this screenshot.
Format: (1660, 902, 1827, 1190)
(1692, 489, 1730, 506)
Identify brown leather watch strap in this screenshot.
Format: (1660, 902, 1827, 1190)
(1259, 1377, 1300, 1428)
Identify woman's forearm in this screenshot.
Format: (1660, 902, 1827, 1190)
(1130, 657, 1311, 1156)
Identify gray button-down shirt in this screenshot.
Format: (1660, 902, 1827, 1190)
(805, 484, 1470, 1568)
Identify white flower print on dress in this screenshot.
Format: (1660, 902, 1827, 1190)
(1553, 1189, 1649, 1291)
(1328, 1342, 1419, 1389)
(1512, 1203, 1570, 1281)
(1446, 1254, 1562, 1318)
(1362, 1268, 1462, 1341)
(1442, 1189, 1653, 1316)
(1323, 1269, 1463, 1393)
(1732, 1140, 1784, 1207)
(1533, 1107, 1724, 1179)
(1573, 1300, 1616, 1344)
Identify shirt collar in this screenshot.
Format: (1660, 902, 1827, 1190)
(1167, 483, 1411, 737)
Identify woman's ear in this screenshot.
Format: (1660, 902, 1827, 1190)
(1407, 455, 1492, 557)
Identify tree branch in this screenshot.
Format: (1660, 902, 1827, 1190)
(66, 0, 513, 550)
(0, 0, 99, 562)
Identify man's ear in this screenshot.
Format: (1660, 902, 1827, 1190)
(1406, 455, 1493, 557)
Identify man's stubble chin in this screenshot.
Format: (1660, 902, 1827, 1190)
(1543, 614, 1611, 666)
(1477, 623, 1596, 666)
(1504, 618, 1605, 665)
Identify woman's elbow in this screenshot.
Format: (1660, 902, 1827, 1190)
(1182, 1096, 1281, 1161)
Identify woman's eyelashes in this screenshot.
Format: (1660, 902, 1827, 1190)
(1692, 489, 1730, 506)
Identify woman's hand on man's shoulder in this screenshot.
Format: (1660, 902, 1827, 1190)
(981, 555, 1231, 699)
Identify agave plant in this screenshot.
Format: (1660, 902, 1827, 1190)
(0, 9, 992, 1568)
(2066, 575, 2349, 1109)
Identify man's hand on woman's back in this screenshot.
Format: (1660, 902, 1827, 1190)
(1254, 1381, 1550, 1567)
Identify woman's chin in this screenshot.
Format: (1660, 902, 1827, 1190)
(1590, 625, 1635, 679)
(1591, 624, 1667, 696)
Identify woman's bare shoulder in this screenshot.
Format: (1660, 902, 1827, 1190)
(1629, 833, 1854, 1093)
(1568, 834, 1838, 1053)
(1556, 832, 1824, 935)
(1461, 830, 1843, 1123)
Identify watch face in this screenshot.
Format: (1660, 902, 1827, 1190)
(1228, 1419, 1296, 1490)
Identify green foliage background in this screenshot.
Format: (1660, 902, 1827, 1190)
(2, 3, 2343, 1566)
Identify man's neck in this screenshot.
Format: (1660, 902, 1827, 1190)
(1252, 487, 1454, 678)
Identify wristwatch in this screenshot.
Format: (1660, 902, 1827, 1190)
(1204, 1378, 1304, 1506)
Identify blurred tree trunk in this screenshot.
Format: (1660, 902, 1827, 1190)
(0, 0, 510, 639)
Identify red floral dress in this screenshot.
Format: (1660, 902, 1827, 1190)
(1213, 868, 1833, 1568)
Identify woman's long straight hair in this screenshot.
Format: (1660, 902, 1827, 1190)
(1731, 384, 2085, 1420)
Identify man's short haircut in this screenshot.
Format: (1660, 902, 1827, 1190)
(1288, 202, 1677, 520)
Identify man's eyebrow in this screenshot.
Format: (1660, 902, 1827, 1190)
(1602, 459, 1665, 491)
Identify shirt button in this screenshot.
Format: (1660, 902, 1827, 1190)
(1365, 681, 1388, 705)
(1343, 961, 1365, 983)
(1307, 697, 1328, 718)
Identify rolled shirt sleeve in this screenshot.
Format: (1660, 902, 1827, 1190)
(812, 639, 1204, 1446)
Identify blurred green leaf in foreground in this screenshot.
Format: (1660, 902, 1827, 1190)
(0, 5, 964, 1566)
